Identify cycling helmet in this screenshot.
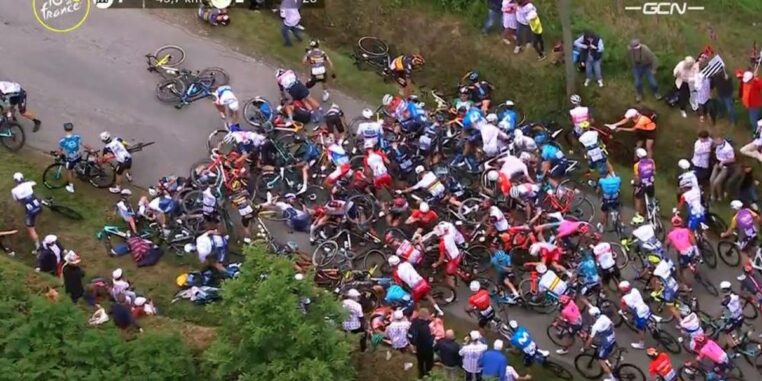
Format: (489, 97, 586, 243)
(559, 295, 571, 305)
(487, 170, 499, 182)
(284, 193, 296, 200)
(678, 159, 691, 170)
(384, 232, 396, 244)
(588, 306, 601, 317)
(43, 235, 58, 245)
(112, 268, 123, 279)
(415, 165, 425, 175)
(646, 347, 659, 358)
(678, 303, 691, 317)
(419, 201, 430, 213)
(720, 281, 732, 292)
(508, 320, 518, 330)
(671, 215, 682, 226)
(618, 280, 632, 292)
(411, 54, 425, 66)
(624, 108, 639, 119)
(309, 40, 319, 48)
(535, 263, 547, 274)
(498, 121, 509, 130)
(99, 131, 111, 142)
(570, 94, 582, 105)
(731, 200, 743, 210)
(120, 189, 132, 197)
(504, 100, 514, 107)
(148, 187, 158, 198)
(459, 87, 470, 95)
(63, 122, 74, 132)
(694, 334, 707, 346)
(457, 106, 468, 115)
(509, 185, 521, 199)
(382, 94, 394, 106)
(745, 263, 753, 273)
(466, 70, 479, 82)
(362, 108, 374, 119)
(388, 255, 401, 266)
(529, 244, 542, 257)
(579, 223, 591, 235)
(635, 148, 647, 158)
(513, 129, 524, 139)
(481, 199, 492, 208)
(469, 280, 481, 292)
(393, 197, 406, 207)
(275, 68, 285, 78)
(631, 214, 645, 226)
(486, 113, 498, 123)
(12, 172, 24, 183)
(346, 288, 360, 299)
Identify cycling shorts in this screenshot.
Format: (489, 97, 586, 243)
(327, 163, 352, 185)
(595, 340, 616, 360)
(411, 279, 431, 302)
(9, 89, 27, 113)
(445, 255, 463, 275)
(662, 287, 678, 303)
(286, 214, 311, 233)
(25, 208, 41, 227)
(286, 82, 310, 101)
(115, 158, 132, 175)
(740, 235, 758, 252)
(590, 158, 608, 174)
(64, 156, 81, 170)
(678, 249, 698, 268)
(601, 197, 621, 212)
(687, 213, 705, 232)
(477, 307, 496, 328)
(548, 161, 569, 179)
(722, 317, 744, 333)
(634, 184, 655, 199)
(324, 113, 344, 133)
(373, 173, 392, 188)
(578, 281, 601, 298)
(497, 271, 516, 285)
(634, 313, 650, 331)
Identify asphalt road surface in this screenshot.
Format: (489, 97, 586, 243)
(3, 4, 761, 378)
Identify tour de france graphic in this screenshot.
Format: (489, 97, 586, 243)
(33, 0, 92, 33)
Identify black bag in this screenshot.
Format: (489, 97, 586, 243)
(664, 88, 680, 108)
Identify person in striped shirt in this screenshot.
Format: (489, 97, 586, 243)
(386, 310, 411, 351)
(459, 330, 488, 380)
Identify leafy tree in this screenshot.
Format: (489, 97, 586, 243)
(204, 245, 355, 381)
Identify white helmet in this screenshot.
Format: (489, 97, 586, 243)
(624, 108, 639, 119)
(504, 100, 514, 107)
(294, 273, 304, 281)
(120, 189, 132, 196)
(720, 281, 732, 291)
(678, 159, 691, 170)
(588, 306, 601, 317)
(498, 121, 509, 130)
(470, 330, 481, 340)
(635, 148, 647, 159)
(99, 131, 111, 142)
(469, 280, 481, 292)
(513, 129, 524, 139)
(148, 187, 159, 198)
(731, 200, 743, 210)
(618, 280, 632, 292)
(347, 288, 361, 299)
(508, 320, 518, 329)
(535, 263, 547, 274)
(486, 113, 498, 123)
(388, 255, 401, 266)
(393, 310, 404, 320)
(362, 108, 374, 119)
(529, 244, 541, 257)
(419, 201, 430, 213)
(12, 172, 24, 182)
(570, 94, 582, 105)
(112, 268, 123, 279)
(415, 165, 425, 175)
(43, 235, 58, 245)
(487, 170, 499, 182)
(382, 94, 394, 106)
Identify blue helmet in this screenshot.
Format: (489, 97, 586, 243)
(466, 70, 479, 82)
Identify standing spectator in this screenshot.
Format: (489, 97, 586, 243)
(386, 310, 412, 351)
(341, 289, 367, 352)
(695, 74, 715, 124)
(574, 31, 604, 87)
(505, 366, 532, 381)
(672, 56, 698, 118)
(514, 0, 536, 54)
(434, 329, 462, 380)
(710, 136, 740, 202)
(482, 0, 504, 34)
(35, 234, 64, 275)
(691, 130, 713, 189)
(501, 0, 518, 46)
(279, 0, 302, 47)
(738, 164, 759, 210)
(460, 331, 488, 381)
(739, 69, 762, 130)
(480, 339, 508, 381)
(409, 308, 435, 379)
(712, 71, 737, 126)
(61, 251, 84, 303)
(526, 10, 545, 61)
(628, 39, 660, 102)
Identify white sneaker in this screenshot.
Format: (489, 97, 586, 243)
(556, 348, 569, 355)
(386, 351, 392, 361)
(322, 90, 330, 102)
(403, 362, 414, 371)
(243, 237, 252, 244)
(630, 342, 645, 349)
(65, 183, 75, 193)
(681, 111, 687, 118)
(598, 80, 604, 87)
(584, 79, 591, 87)
(378, 211, 386, 218)
(596, 222, 604, 232)
(109, 186, 122, 194)
(513, 46, 521, 54)
(125, 172, 133, 182)
(295, 24, 305, 30)
(6, 251, 14, 257)
(538, 349, 550, 357)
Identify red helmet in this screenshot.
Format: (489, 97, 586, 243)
(393, 197, 406, 207)
(579, 223, 591, 235)
(694, 334, 707, 348)
(313, 206, 326, 217)
(745, 263, 753, 273)
(671, 215, 683, 226)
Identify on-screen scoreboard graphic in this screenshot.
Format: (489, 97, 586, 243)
(94, 0, 324, 9)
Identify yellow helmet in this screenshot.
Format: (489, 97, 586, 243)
(176, 273, 189, 287)
(579, 121, 590, 129)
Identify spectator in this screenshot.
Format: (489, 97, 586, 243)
(695, 74, 715, 124)
(482, 0, 504, 34)
(61, 251, 84, 303)
(673, 56, 698, 118)
(514, 0, 536, 55)
(709, 136, 741, 202)
(739, 69, 762, 130)
(279, 0, 302, 47)
(131, 297, 158, 318)
(386, 309, 412, 351)
(110, 293, 142, 332)
(480, 339, 508, 381)
(627, 39, 660, 102)
(574, 31, 604, 87)
(341, 289, 367, 352)
(434, 329, 462, 380)
(505, 366, 532, 381)
(409, 308, 435, 379)
(712, 70, 737, 126)
(526, 10, 545, 61)
(460, 330, 488, 381)
(501, 0, 518, 46)
(738, 164, 759, 211)
(36, 234, 63, 275)
(111, 268, 136, 303)
(691, 130, 713, 188)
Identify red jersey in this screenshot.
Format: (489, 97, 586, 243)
(648, 353, 676, 380)
(468, 289, 491, 311)
(411, 209, 438, 224)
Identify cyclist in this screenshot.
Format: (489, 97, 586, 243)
(510, 183, 541, 220)
(618, 280, 650, 349)
(388, 139, 418, 185)
(539, 140, 568, 186)
(421, 221, 465, 291)
(632, 148, 656, 223)
(99, 131, 132, 194)
(646, 348, 677, 381)
(141, 187, 176, 237)
(597, 170, 622, 232)
(479, 114, 510, 158)
(418, 115, 444, 165)
(467, 280, 495, 328)
(535, 263, 569, 302)
(721, 200, 759, 265)
(678, 307, 704, 353)
(309, 198, 355, 243)
(576, 253, 601, 309)
(496, 100, 519, 133)
(578, 127, 614, 180)
(462, 70, 493, 112)
(739, 263, 762, 310)
(302, 40, 334, 102)
(388, 255, 444, 316)
(677, 181, 705, 233)
(652, 258, 682, 322)
(363, 143, 392, 207)
(689, 335, 733, 379)
(258, 193, 312, 233)
(489, 242, 521, 302)
(508, 320, 550, 366)
(529, 241, 565, 273)
(199, 178, 219, 223)
(552, 294, 583, 354)
(288, 134, 321, 195)
(630, 216, 665, 275)
(584, 306, 617, 381)
(593, 241, 621, 289)
(677, 159, 700, 191)
(606, 108, 657, 158)
(275, 68, 320, 113)
(567, 94, 593, 153)
(405, 201, 438, 239)
(382, 94, 426, 135)
(212, 85, 240, 127)
(385, 232, 423, 266)
(0, 80, 42, 131)
(228, 184, 255, 242)
(454, 86, 474, 111)
(322, 103, 347, 142)
(193, 226, 229, 274)
(481, 199, 509, 238)
(355, 108, 384, 152)
(665, 215, 699, 290)
(322, 134, 353, 188)
(11, 172, 42, 251)
(511, 129, 538, 156)
(384, 195, 409, 227)
(388, 54, 425, 98)
(397, 165, 447, 205)
(115, 189, 138, 235)
(55, 122, 82, 194)
(719, 281, 744, 353)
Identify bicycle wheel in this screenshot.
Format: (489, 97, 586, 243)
(312, 241, 340, 268)
(543, 359, 573, 381)
(199, 67, 229, 87)
(698, 239, 717, 269)
(546, 324, 575, 348)
(357, 36, 389, 57)
(457, 197, 484, 225)
(86, 162, 116, 188)
(706, 212, 728, 237)
(47, 203, 84, 220)
(0, 122, 25, 151)
(716, 240, 741, 267)
(463, 244, 491, 275)
(615, 364, 645, 381)
(654, 329, 681, 354)
(253, 172, 284, 202)
(42, 163, 68, 189)
(243, 97, 274, 127)
(156, 78, 185, 103)
(609, 242, 630, 270)
(430, 282, 457, 306)
(347, 194, 377, 223)
(695, 271, 718, 297)
(354, 249, 387, 273)
(181, 189, 205, 214)
(743, 298, 759, 320)
(207, 129, 230, 154)
(299, 185, 329, 207)
(153, 45, 185, 66)
(569, 197, 595, 223)
(573, 353, 603, 379)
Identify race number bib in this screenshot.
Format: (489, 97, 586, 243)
(418, 135, 432, 150)
(238, 205, 253, 216)
(588, 147, 604, 162)
(311, 66, 326, 76)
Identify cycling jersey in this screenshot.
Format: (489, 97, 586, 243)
(590, 314, 616, 345)
(632, 224, 664, 255)
(58, 134, 82, 160)
(679, 313, 704, 340)
(276, 69, 298, 90)
(680, 187, 705, 220)
(384, 285, 410, 305)
(104, 139, 131, 163)
(500, 155, 530, 179)
(468, 289, 493, 314)
(325, 199, 353, 217)
(468, 81, 492, 101)
(497, 108, 518, 132)
(697, 339, 729, 365)
(593, 242, 617, 270)
(489, 206, 509, 232)
(356, 120, 383, 143)
(511, 183, 540, 201)
(621, 288, 650, 319)
(538, 269, 568, 296)
(327, 143, 349, 166)
(230, 191, 254, 218)
(116, 199, 134, 221)
(510, 326, 537, 355)
(577, 256, 600, 285)
(444, 177, 466, 199)
(560, 300, 582, 325)
(304, 48, 328, 77)
(722, 293, 743, 320)
(653, 260, 679, 299)
(410, 209, 438, 224)
(513, 135, 538, 153)
(540, 144, 564, 163)
(480, 123, 504, 156)
(569, 106, 591, 136)
(389, 55, 413, 76)
(634, 158, 656, 186)
(389, 144, 415, 173)
(202, 188, 217, 215)
(11, 181, 42, 216)
(666, 227, 695, 255)
(274, 201, 310, 230)
(678, 170, 700, 190)
(393, 261, 424, 289)
(578, 130, 606, 163)
(396, 240, 422, 265)
(0, 81, 21, 96)
(364, 150, 389, 178)
(148, 196, 175, 214)
(214, 85, 238, 106)
(598, 175, 622, 200)
(733, 208, 758, 238)
(648, 353, 677, 381)
(412, 172, 446, 197)
(491, 250, 512, 274)
(462, 107, 484, 130)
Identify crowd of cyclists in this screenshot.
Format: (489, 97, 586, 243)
(9, 35, 762, 381)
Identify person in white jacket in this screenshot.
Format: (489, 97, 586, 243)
(673, 56, 699, 118)
(740, 120, 762, 163)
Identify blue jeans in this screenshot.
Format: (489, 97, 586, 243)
(632, 64, 658, 97)
(281, 24, 302, 46)
(748, 107, 761, 130)
(585, 57, 602, 81)
(718, 96, 737, 125)
(482, 9, 502, 33)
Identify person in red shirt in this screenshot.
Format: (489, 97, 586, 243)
(647, 347, 677, 381)
(405, 201, 438, 238)
(467, 280, 495, 329)
(739, 69, 762, 130)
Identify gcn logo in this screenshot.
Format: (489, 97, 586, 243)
(625, 2, 704, 16)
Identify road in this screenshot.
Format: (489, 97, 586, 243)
(3, 4, 761, 379)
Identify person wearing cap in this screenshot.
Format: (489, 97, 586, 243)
(709, 136, 740, 203)
(386, 309, 412, 351)
(111, 268, 136, 303)
(631, 147, 656, 221)
(409, 307, 435, 378)
(61, 251, 85, 303)
(627, 39, 660, 102)
(460, 330, 488, 380)
(480, 339, 508, 381)
(606, 108, 656, 158)
(36, 234, 64, 276)
(574, 31, 605, 87)
(341, 288, 367, 352)
(11, 172, 43, 251)
(672, 56, 699, 118)
(55, 122, 82, 193)
(739, 68, 762, 130)
(115, 188, 138, 235)
(584, 306, 616, 380)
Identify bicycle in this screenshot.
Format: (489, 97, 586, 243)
(351, 37, 392, 79)
(95, 224, 155, 256)
(575, 345, 645, 381)
(643, 189, 665, 241)
(716, 233, 745, 268)
(546, 318, 590, 350)
(0, 105, 25, 152)
(145, 45, 186, 79)
(42, 149, 116, 189)
(620, 312, 682, 354)
(155, 67, 229, 108)
(678, 360, 743, 381)
(540, 179, 595, 223)
(40, 197, 84, 220)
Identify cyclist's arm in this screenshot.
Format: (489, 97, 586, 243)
(722, 216, 737, 237)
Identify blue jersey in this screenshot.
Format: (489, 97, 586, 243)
(540, 144, 564, 163)
(510, 326, 535, 352)
(490, 250, 512, 274)
(498, 109, 518, 132)
(406, 101, 426, 120)
(384, 284, 410, 304)
(577, 256, 600, 285)
(462, 107, 484, 130)
(598, 175, 621, 200)
(58, 134, 82, 160)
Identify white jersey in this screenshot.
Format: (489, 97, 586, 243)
(327, 144, 349, 166)
(276, 70, 298, 89)
(569, 106, 591, 133)
(395, 261, 423, 288)
(11, 181, 36, 201)
(105, 139, 131, 163)
(725, 294, 743, 319)
(682, 187, 704, 217)
(196, 233, 213, 262)
(622, 289, 650, 318)
(593, 242, 616, 270)
(590, 314, 615, 342)
(356, 120, 383, 140)
(202, 187, 217, 214)
(579, 130, 604, 162)
(538, 270, 568, 296)
(480, 123, 502, 156)
(214, 85, 238, 106)
(413, 172, 445, 197)
(499, 155, 529, 178)
(489, 205, 509, 232)
(0, 81, 21, 95)
(365, 151, 388, 177)
(341, 299, 364, 331)
(632, 224, 657, 242)
(715, 142, 735, 164)
(679, 313, 703, 337)
(678, 171, 699, 191)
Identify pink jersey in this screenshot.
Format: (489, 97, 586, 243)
(698, 340, 728, 364)
(557, 220, 585, 239)
(667, 228, 693, 254)
(560, 302, 582, 324)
